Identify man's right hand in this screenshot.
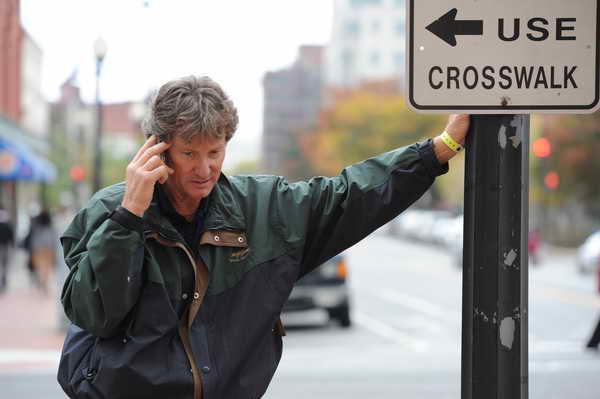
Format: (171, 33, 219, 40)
(121, 136, 174, 217)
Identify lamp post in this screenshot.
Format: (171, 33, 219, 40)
(92, 37, 107, 194)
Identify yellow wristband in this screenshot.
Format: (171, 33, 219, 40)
(440, 131, 463, 152)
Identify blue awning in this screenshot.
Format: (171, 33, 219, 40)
(0, 117, 56, 183)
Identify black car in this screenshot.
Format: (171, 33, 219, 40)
(283, 255, 351, 327)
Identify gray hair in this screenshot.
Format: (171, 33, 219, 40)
(142, 75, 238, 142)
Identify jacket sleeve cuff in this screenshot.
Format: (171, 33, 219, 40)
(418, 138, 449, 178)
(110, 205, 144, 236)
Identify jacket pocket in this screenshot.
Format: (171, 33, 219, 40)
(57, 324, 101, 398)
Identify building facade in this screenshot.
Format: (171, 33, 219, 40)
(325, 0, 406, 89)
(261, 45, 323, 180)
(102, 102, 145, 159)
(48, 76, 94, 208)
(21, 30, 48, 138)
(49, 75, 146, 209)
(0, 0, 56, 227)
(0, 0, 23, 121)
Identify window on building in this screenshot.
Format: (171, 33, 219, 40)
(344, 20, 360, 37)
(342, 50, 355, 67)
(395, 20, 405, 36)
(372, 20, 381, 33)
(394, 0, 404, 7)
(349, 0, 382, 7)
(393, 52, 404, 69)
(370, 52, 380, 67)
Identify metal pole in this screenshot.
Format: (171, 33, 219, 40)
(92, 57, 104, 194)
(39, 182, 48, 209)
(461, 114, 529, 399)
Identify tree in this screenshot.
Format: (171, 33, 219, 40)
(302, 90, 445, 176)
(537, 112, 600, 219)
(300, 87, 468, 208)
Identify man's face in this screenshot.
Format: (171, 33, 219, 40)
(164, 135, 227, 202)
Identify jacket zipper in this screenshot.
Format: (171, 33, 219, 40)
(146, 230, 205, 399)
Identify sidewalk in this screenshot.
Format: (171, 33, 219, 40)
(0, 248, 66, 374)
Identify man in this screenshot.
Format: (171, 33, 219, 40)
(58, 75, 469, 399)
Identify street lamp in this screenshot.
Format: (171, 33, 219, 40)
(92, 37, 107, 193)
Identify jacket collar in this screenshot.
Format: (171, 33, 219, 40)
(142, 173, 246, 238)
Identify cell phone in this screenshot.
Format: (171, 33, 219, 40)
(155, 135, 170, 185)
(157, 135, 169, 163)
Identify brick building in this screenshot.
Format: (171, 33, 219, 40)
(0, 0, 55, 226)
(0, 0, 23, 121)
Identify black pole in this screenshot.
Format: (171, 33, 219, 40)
(461, 114, 529, 399)
(39, 182, 48, 209)
(92, 57, 104, 194)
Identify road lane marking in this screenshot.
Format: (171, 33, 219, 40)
(531, 340, 587, 354)
(353, 310, 430, 353)
(531, 357, 600, 373)
(0, 349, 60, 375)
(372, 289, 461, 326)
(0, 349, 60, 364)
(377, 289, 450, 318)
(533, 285, 600, 308)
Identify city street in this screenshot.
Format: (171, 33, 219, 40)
(3, 0, 599, 398)
(1, 229, 599, 398)
(270, 229, 600, 399)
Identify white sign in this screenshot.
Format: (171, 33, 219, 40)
(406, 0, 600, 113)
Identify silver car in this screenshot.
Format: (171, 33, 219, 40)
(577, 230, 600, 274)
(283, 255, 351, 327)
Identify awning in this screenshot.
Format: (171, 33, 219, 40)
(0, 116, 57, 183)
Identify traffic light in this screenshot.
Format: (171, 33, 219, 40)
(543, 171, 560, 190)
(532, 137, 552, 158)
(69, 165, 86, 182)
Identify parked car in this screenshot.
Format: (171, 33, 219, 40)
(576, 230, 600, 274)
(283, 255, 351, 327)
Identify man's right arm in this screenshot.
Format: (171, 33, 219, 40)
(61, 135, 173, 338)
(61, 199, 145, 339)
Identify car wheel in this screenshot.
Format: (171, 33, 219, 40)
(330, 304, 351, 328)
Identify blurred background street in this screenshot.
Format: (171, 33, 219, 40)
(1, 229, 599, 398)
(1, 0, 599, 398)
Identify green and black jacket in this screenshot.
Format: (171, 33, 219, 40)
(57, 140, 448, 399)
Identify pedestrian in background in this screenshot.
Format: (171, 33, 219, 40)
(30, 210, 57, 295)
(58, 75, 470, 399)
(528, 229, 541, 265)
(586, 262, 600, 350)
(22, 215, 40, 288)
(0, 206, 14, 294)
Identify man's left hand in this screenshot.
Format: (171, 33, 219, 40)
(433, 114, 470, 164)
(445, 114, 470, 146)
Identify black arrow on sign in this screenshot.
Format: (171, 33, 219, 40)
(426, 8, 483, 47)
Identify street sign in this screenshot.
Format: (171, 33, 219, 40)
(406, 0, 600, 113)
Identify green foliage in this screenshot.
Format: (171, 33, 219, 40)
(538, 112, 600, 218)
(45, 123, 90, 209)
(103, 154, 130, 186)
(303, 91, 446, 176)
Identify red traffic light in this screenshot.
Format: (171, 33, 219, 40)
(544, 171, 560, 190)
(70, 165, 86, 181)
(533, 138, 552, 158)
